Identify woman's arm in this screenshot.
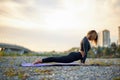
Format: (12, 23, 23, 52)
(80, 51, 85, 58)
(81, 37, 89, 63)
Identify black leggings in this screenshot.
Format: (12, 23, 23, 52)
(42, 52, 82, 63)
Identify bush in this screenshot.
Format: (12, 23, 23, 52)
(0, 51, 68, 57)
(0, 51, 5, 56)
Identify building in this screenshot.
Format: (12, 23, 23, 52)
(118, 26, 120, 45)
(98, 29, 111, 47)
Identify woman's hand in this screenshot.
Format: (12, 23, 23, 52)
(81, 63, 85, 65)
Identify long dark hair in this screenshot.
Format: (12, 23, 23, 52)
(87, 30, 98, 45)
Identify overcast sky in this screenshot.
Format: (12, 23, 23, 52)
(0, 0, 120, 51)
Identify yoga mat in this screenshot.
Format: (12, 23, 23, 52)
(21, 63, 82, 67)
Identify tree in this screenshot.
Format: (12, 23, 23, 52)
(88, 49, 95, 58)
(116, 45, 120, 56)
(96, 46, 103, 57)
(111, 42, 117, 55)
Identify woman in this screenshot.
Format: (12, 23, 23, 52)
(33, 30, 98, 64)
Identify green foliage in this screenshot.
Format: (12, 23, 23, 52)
(0, 51, 4, 56)
(88, 44, 120, 58)
(0, 43, 120, 58)
(88, 49, 96, 58)
(111, 42, 117, 54)
(102, 47, 111, 56)
(116, 45, 120, 54)
(0, 51, 22, 56)
(0, 51, 68, 57)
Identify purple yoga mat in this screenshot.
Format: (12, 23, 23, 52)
(21, 62, 81, 67)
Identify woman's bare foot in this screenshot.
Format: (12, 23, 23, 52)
(33, 58, 42, 64)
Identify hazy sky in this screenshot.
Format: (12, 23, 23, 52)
(0, 0, 120, 51)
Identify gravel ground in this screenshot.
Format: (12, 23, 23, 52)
(0, 56, 120, 80)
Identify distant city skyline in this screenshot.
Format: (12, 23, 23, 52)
(98, 29, 111, 47)
(0, 0, 120, 51)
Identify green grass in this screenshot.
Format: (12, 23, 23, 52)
(112, 77, 120, 80)
(0, 51, 23, 56)
(0, 51, 119, 58)
(0, 51, 68, 57)
(88, 60, 113, 66)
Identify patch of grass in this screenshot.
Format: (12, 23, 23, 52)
(0, 51, 22, 56)
(31, 53, 68, 57)
(0, 51, 5, 56)
(4, 68, 17, 77)
(41, 77, 53, 80)
(0, 51, 68, 57)
(112, 77, 120, 80)
(88, 60, 112, 66)
(3, 67, 30, 79)
(34, 69, 53, 75)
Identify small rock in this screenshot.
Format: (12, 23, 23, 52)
(23, 73, 30, 80)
